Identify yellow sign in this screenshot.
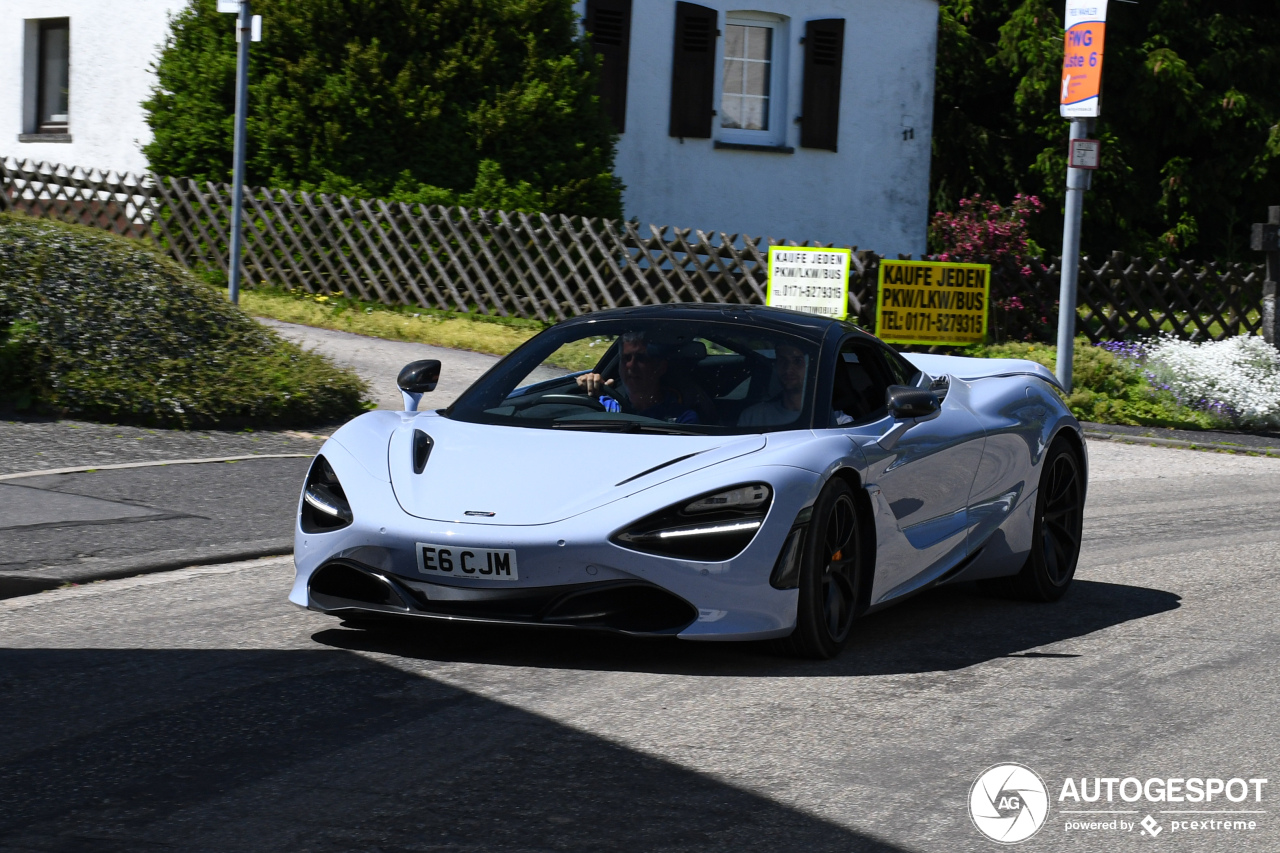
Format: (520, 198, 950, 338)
(766, 246, 850, 320)
(875, 260, 990, 346)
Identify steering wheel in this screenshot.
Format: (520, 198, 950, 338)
(515, 393, 608, 412)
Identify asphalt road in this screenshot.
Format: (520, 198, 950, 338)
(2, 440, 1278, 853)
(261, 319, 503, 410)
(0, 319, 501, 594)
(0, 457, 311, 595)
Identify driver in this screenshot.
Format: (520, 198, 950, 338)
(575, 331, 698, 423)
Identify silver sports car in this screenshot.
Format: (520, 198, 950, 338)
(290, 304, 1086, 658)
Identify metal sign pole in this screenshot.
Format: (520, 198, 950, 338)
(1056, 119, 1090, 391)
(1056, 0, 1109, 391)
(227, 0, 252, 305)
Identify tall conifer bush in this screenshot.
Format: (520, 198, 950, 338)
(144, 0, 622, 218)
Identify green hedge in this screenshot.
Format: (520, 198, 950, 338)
(144, 0, 622, 219)
(966, 339, 1221, 429)
(0, 213, 367, 428)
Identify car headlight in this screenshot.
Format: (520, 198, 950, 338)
(301, 455, 353, 533)
(611, 483, 772, 561)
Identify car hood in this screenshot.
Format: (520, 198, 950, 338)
(388, 416, 766, 525)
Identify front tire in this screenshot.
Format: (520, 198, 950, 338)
(781, 479, 863, 659)
(983, 436, 1085, 601)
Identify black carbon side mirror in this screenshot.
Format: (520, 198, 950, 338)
(886, 385, 940, 420)
(397, 360, 441, 394)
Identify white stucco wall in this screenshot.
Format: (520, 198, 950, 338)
(2, 0, 187, 174)
(580, 0, 938, 255)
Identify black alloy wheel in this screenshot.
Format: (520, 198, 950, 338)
(782, 479, 864, 659)
(983, 436, 1085, 601)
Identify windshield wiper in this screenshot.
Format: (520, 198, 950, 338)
(549, 420, 704, 436)
(550, 421, 634, 432)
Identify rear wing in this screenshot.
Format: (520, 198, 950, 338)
(902, 354, 1065, 394)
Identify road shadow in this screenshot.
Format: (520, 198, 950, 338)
(313, 579, 1181, 678)
(0, 647, 904, 853)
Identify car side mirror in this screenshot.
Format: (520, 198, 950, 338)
(886, 385, 940, 420)
(877, 386, 941, 450)
(398, 360, 441, 412)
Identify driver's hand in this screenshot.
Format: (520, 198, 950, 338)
(576, 373, 615, 397)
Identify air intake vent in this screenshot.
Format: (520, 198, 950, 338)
(413, 430, 433, 474)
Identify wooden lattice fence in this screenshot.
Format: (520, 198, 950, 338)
(1, 156, 1266, 342)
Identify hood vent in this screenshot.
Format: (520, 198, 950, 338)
(615, 451, 708, 486)
(413, 430, 434, 474)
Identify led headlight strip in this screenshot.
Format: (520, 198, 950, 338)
(304, 483, 352, 522)
(656, 520, 763, 539)
(612, 484, 772, 561)
(300, 455, 354, 533)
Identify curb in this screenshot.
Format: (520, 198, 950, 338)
(1082, 429, 1280, 457)
(0, 453, 314, 482)
(0, 538, 294, 600)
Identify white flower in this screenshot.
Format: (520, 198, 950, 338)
(1144, 334, 1280, 428)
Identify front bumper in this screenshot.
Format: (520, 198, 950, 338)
(307, 558, 700, 636)
(290, 439, 825, 640)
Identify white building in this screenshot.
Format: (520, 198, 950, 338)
(2, 0, 184, 175)
(579, 0, 939, 253)
(3, 0, 940, 254)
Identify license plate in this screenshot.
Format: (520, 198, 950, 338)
(415, 542, 518, 581)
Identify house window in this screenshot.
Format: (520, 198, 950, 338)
(37, 19, 70, 132)
(718, 14, 787, 148)
(721, 24, 771, 131)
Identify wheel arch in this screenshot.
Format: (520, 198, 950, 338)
(1047, 424, 1089, 498)
(826, 467, 877, 618)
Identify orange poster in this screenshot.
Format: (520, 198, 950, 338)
(1060, 0, 1109, 117)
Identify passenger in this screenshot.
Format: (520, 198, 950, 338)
(575, 331, 698, 423)
(738, 343, 808, 427)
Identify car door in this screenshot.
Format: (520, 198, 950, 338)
(830, 337, 986, 604)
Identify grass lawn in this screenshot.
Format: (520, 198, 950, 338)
(242, 287, 543, 357)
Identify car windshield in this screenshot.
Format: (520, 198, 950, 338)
(445, 318, 821, 435)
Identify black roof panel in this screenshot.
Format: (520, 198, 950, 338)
(557, 303, 872, 343)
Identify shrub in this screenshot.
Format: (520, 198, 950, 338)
(1142, 335, 1280, 430)
(968, 338, 1222, 429)
(928, 193, 1053, 343)
(0, 213, 367, 428)
(144, 0, 622, 219)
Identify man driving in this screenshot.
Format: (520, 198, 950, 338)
(576, 331, 698, 423)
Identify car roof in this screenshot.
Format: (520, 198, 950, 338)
(554, 303, 874, 344)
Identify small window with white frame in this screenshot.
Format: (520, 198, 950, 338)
(36, 19, 71, 133)
(719, 12, 788, 148)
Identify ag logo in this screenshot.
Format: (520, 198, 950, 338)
(969, 763, 1050, 844)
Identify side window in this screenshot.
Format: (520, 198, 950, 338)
(831, 339, 895, 425)
(881, 345, 922, 387)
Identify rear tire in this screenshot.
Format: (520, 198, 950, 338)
(981, 436, 1084, 602)
(780, 479, 863, 659)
